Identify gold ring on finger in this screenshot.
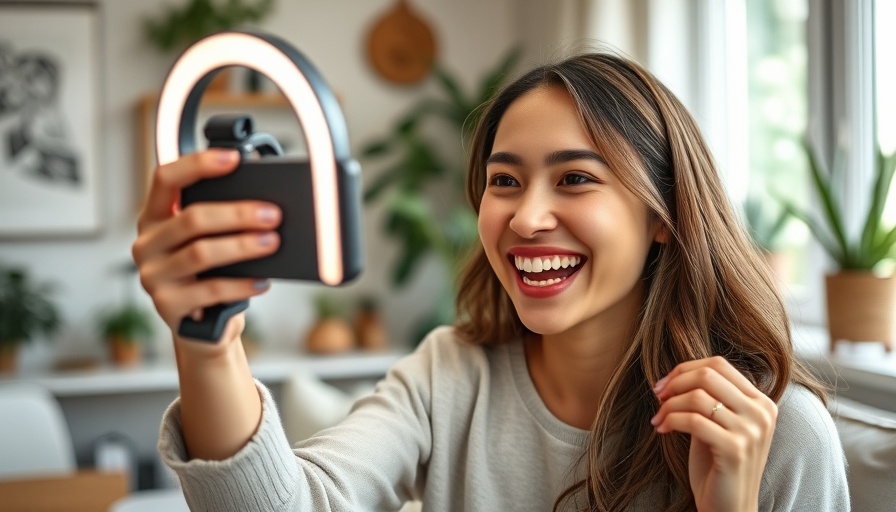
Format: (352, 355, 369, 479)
(710, 402, 724, 419)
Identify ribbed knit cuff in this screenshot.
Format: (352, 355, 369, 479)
(158, 380, 301, 511)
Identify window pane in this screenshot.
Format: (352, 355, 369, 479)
(877, 0, 896, 154)
(745, 0, 809, 284)
(876, 0, 896, 230)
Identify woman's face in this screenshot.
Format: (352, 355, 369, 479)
(479, 84, 664, 339)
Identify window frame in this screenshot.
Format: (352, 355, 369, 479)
(690, 0, 876, 327)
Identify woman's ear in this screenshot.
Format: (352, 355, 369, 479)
(653, 224, 670, 244)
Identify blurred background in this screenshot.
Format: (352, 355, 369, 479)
(0, 0, 893, 508)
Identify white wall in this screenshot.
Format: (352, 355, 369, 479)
(0, 0, 521, 367)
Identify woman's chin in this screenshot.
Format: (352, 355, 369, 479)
(517, 314, 574, 337)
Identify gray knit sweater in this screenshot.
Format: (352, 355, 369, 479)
(159, 326, 850, 511)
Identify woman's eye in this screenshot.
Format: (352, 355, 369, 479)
(488, 174, 519, 187)
(560, 173, 596, 186)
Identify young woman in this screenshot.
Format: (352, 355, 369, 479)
(133, 52, 849, 511)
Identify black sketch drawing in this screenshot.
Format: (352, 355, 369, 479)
(0, 40, 81, 187)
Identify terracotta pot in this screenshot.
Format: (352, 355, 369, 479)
(825, 271, 896, 352)
(304, 318, 355, 354)
(355, 310, 388, 351)
(108, 337, 141, 367)
(0, 343, 18, 374)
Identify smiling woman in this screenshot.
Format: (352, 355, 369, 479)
(144, 51, 849, 512)
(455, 53, 848, 511)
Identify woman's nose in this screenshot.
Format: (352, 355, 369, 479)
(508, 189, 557, 238)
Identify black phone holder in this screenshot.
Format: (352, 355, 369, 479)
(176, 114, 283, 341)
(155, 31, 364, 343)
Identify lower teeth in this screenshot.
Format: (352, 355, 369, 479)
(522, 276, 564, 287)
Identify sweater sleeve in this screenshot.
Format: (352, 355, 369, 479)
(159, 331, 443, 512)
(758, 385, 850, 511)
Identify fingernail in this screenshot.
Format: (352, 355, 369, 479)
(253, 279, 271, 290)
(216, 149, 238, 164)
(257, 232, 276, 246)
(653, 376, 669, 393)
(257, 206, 279, 222)
(650, 415, 659, 426)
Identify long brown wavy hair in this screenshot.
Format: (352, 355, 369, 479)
(453, 52, 827, 511)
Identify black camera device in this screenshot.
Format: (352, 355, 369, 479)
(155, 31, 365, 342)
(182, 115, 362, 282)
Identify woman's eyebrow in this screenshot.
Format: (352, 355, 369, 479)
(485, 149, 607, 167)
(485, 151, 523, 166)
(545, 149, 607, 166)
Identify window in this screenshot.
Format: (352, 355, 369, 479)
(743, 0, 810, 285)
(711, 0, 881, 326)
(877, 0, 895, 155)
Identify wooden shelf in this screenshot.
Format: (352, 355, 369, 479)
(137, 90, 289, 112)
(1, 350, 405, 397)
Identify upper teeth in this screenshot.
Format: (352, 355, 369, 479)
(514, 255, 581, 273)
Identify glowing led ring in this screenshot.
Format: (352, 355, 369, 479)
(155, 31, 349, 285)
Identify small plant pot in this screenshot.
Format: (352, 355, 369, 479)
(108, 337, 142, 367)
(825, 271, 896, 352)
(355, 310, 388, 351)
(304, 318, 355, 355)
(0, 343, 19, 374)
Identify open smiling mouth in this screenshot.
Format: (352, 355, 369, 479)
(508, 254, 586, 287)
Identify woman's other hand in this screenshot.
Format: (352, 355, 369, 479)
(650, 356, 778, 512)
(131, 149, 282, 351)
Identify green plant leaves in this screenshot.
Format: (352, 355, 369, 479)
(0, 267, 61, 345)
(143, 0, 275, 53)
(362, 47, 520, 294)
(860, 147, 896, 259)
(781, 139, 896, 270)
(384, 192, 448, 286)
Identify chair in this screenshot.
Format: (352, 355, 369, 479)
(0, 382, 75, 479)
(0, 382, 129, 511)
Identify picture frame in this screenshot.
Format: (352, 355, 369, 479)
(0, 1, 101, 237)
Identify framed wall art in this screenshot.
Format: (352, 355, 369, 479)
(0, 2, 101, 237)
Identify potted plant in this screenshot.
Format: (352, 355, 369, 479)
(303, 294, 355, 355)
(142, 0, 276, 90)
(98, 305, 155, 367)
(780, 141, 896, 352)
(0, 266, 61, 373)
(354, 296, 388, 352)
(743, 195, 793, 282)
(362, 48, 520, 344)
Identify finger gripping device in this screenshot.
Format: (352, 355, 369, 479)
(154, 31, 364, 342)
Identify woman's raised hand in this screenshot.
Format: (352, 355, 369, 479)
(650, 356, 778, 512)
(131, 149, 282, 350)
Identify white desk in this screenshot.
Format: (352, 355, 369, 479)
(1, 350, 405, 396)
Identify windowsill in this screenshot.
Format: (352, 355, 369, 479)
(791, 323, 896, 397)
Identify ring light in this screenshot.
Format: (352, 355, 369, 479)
(154, 31, 363, 341)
